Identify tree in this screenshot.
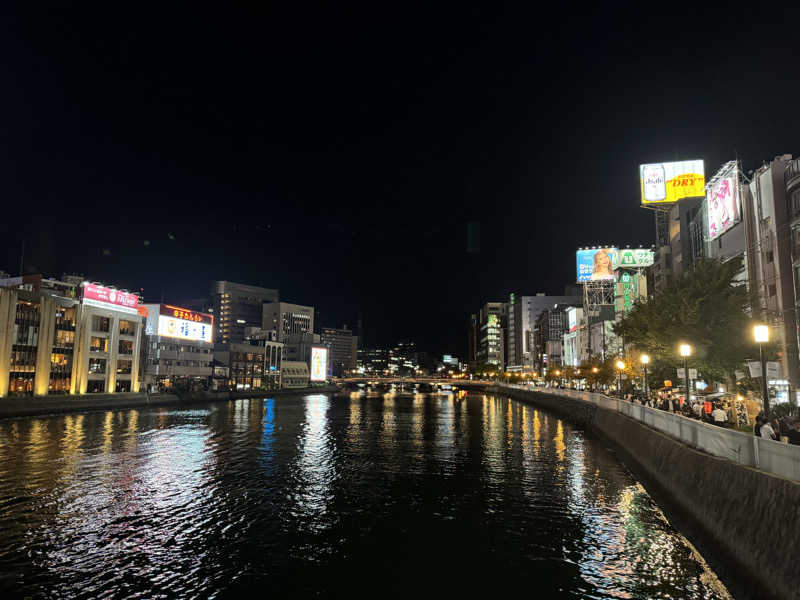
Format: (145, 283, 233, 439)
(613, 257, 761, 383)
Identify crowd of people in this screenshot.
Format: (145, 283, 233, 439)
(625, 389, 800, 445)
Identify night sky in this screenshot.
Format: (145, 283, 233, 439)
(2, 4, 799, 356)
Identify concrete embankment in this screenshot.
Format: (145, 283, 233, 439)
(0, 386, 340, 420)
(490, 385, 800, 600)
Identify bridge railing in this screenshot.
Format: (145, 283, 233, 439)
(496, 383, 800, 482)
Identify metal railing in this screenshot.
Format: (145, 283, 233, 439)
(497, 383, 800, 482)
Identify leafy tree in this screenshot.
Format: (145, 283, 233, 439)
(613, 257, 765, 383)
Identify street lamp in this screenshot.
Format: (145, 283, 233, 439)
(592, 366, 599, 392)
(754, 325, 770, 414)
(679, 344, 692, 405)
(640, 354, 649, 403)
(615, 360, 625, 398)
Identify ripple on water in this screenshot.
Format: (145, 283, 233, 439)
(0, 393, 732, 599)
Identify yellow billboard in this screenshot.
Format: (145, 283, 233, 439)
(640, 160, 705, 205)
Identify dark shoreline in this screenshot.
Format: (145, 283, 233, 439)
(0, 386, 341, 420)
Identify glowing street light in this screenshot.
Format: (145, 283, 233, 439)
(679, 344, 692, 404)
(753, 325, 770, 414)
(615, 360, 625, 398)
(640, 354, 650, 402)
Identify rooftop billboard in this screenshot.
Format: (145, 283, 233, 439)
(577, 248, 618, 282)
(707, 166, 741, 240)
(640, 160, 705, 205)
(618, 248, 654, 268)
(81, 283, 139, 312)
(156, 304, 213, 343)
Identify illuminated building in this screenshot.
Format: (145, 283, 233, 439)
(0, 280, 143, 396)
(262, 302, 314, 342)
(476, 302, 507, 370)
(212, 340, 283, 390)
(281, 361, 310, 388)
(140, 304, 214, 389)
(212, 281, 279, 344)
(319, 326, 357, 377)
(507, 291, 582, 370)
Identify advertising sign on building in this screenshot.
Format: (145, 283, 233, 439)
(617, 248, 654, 268)
(567, 307, 578, 333)
(576, 248, 618, 282)
(158, 304, 214, 344)
(706, 167, 741, 240)
(82, 283, 139, 311)
(310, 347, 329, 381)
(639, 160, 705, 205)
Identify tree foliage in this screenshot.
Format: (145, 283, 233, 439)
(613, 257, 758, 382)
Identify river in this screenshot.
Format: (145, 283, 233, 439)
(0, 389, 731, 598)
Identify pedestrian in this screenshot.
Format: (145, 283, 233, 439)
(711, 404, 728, 427)
(760, 417, 778, 441)
(787, 421, 800, 446)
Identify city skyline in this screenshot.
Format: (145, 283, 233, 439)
(1, 5, 798, 356)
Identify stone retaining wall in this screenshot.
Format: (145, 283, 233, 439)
(490, 386, 800, 600)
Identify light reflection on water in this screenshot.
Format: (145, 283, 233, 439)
(0, 392, 731, 598)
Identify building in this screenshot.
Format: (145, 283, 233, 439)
(506, 292, 582, 369)
(467, 313, 478, 366)
(0, 280, 144, 396)
(744, 155, 800, 398)
(140, 303, 213, 389)
(281, 361, 309, 388)
(476, 302, 507, 370)
(357, 348, 390, 375)
(262, 302, 314, 342)
(533, 303, 580, 374)
(212, 281, 279, 344)
(389, 342, 418, 375)
(212, 340, 283, 390)
(320, 326, 358, 377)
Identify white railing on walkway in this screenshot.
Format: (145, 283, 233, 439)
(496, 383, 800, 482)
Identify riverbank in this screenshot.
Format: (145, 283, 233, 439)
(490, 385, 799, 600)
(0, 386, 341, 420)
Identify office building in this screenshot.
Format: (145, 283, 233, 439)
(212, 281, 279, 344)
(533, 303, 580, 374)
(506, 292, 582, 369)
(320, 326, 358, 377)
(476, 302, 507, 370)
(140, 303, 214, 389)
(212, 340, 283, 390)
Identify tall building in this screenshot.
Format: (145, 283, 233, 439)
(744, 155, 800, 398)
(533, 303, 580, 374)
(320, 326, 358, 377)
(476, 302, 507, 370)
(506, 292, 582, 369)
(140, 303, 213, 389)
(467, 313, 478, 366)
(211, 281, 279, 344)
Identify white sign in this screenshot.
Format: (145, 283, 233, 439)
(707, 168, 741, 240)
(310, 347, 328, 382)
(676, 368, 698, 380)
(158, 315, 212, 343)
(767, 361, 781, 380)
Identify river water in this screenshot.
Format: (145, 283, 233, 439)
(0, 390, 731, 599)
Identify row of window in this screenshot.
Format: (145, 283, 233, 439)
(88, 358, 133, 375)
(92, 316, 138, 336)
(90, 337, 134, 354)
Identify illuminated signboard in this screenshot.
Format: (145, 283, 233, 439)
(707, 166, 741, 241)
(567, 307, 578, 333)
(618, 248, 654, 268)
(577, 248, 618, 282)
(640, 160, 705, 205)
(157, 304, 213, 343)
(82, 283, 139, 311)
(310, 347, 329, 382)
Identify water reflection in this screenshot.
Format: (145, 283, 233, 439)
(0, 392, 731, 599)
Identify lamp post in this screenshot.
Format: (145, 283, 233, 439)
(754, 325, 770, 414)
(615, 360, 625, 398)
(592, 366, 598, 392)
(679, 344, 692, 405)
(640, 354, 649, 403)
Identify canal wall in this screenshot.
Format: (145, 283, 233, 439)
(0, 386, 340, 420)
(490, 385, 800, 600)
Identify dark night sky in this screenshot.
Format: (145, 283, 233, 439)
(1, 4, 799, 356)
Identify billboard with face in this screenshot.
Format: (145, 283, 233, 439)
(707, 168, 740, 240)
(577, 248, 618, 282)
(310, 347, 329, 381)
(640, 160, 705, 205)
